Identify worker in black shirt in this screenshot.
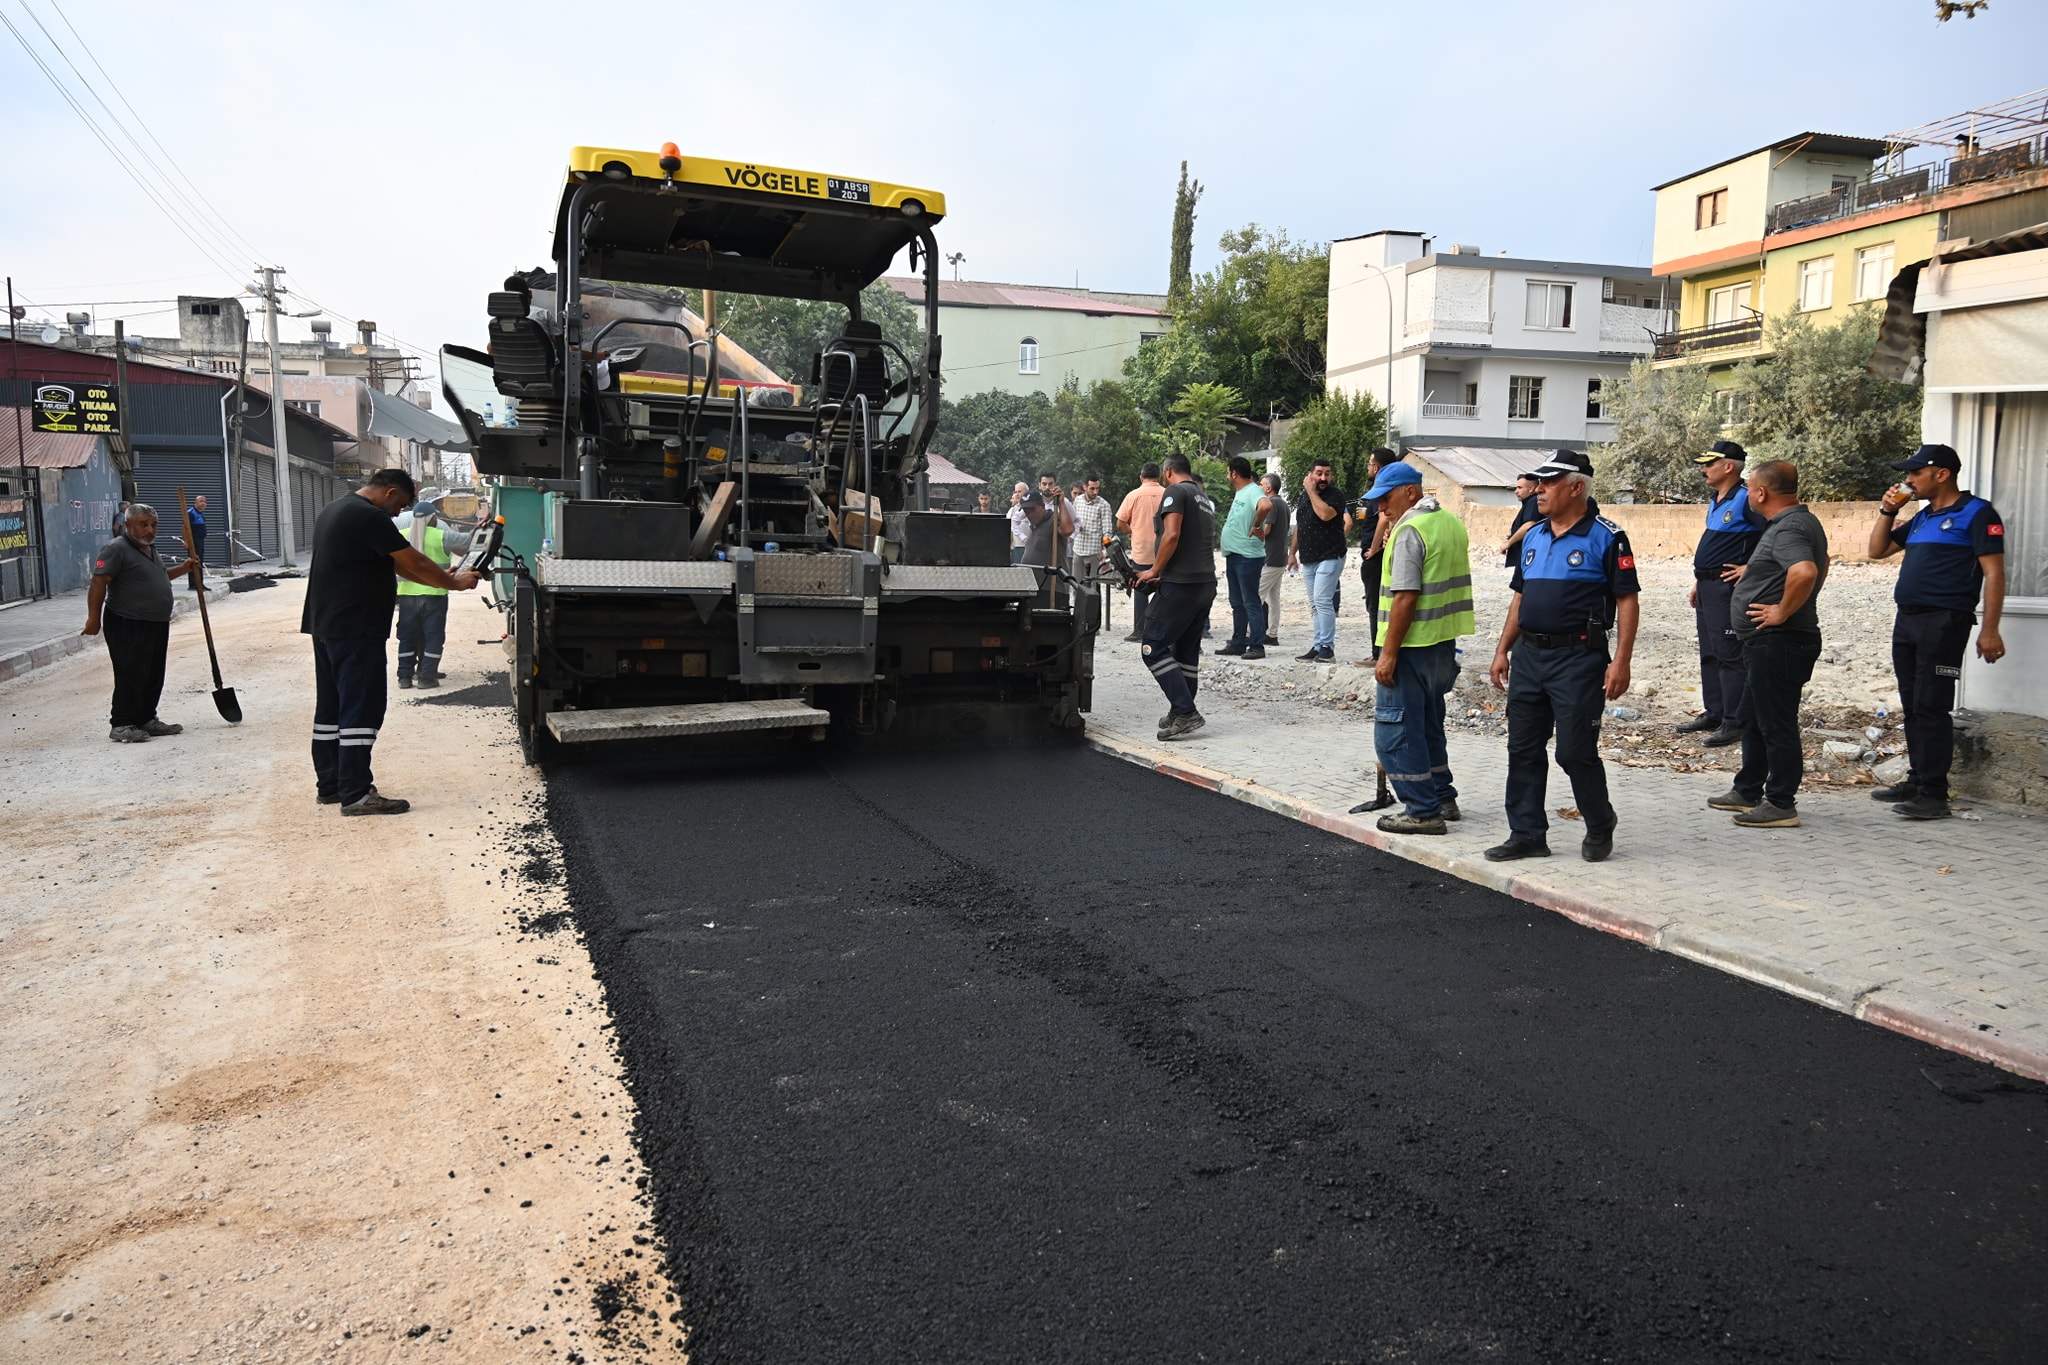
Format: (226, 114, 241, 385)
(1134, 452, 1219, 741)
(303, 468, 480, 815)
(81, 503, 202, 742)
(1680, 439, 1768, 747)
(1352, 447, 1400, 664)
(1498, 471, 1541, 569)
(1487, 450, 1640, 863)
(1866, 443, 2007, 820)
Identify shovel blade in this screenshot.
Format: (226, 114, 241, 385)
(213, 687, 243, 724)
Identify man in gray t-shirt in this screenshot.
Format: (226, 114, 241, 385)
(81, 503, 200, 742)
(1718, 461, 1828, 828)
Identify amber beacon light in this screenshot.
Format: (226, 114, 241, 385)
(658, 143, 682, 174)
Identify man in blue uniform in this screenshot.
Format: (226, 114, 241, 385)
(1866, 443, 2006, 820)
(1486, 450, 1640, 862)
(1680, 439, 1766, 748)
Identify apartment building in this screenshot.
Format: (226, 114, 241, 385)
(1651, 91, 2048, 371)
(879, 278, 1170, 399)
(1325, 231, 1668, 454)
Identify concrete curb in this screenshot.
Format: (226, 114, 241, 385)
(1085, 722, 2048, 1084)
(0, 590, 227, 687)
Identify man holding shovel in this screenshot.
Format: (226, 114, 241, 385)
(304, 469, 479, 816)
(82, 504, 202, 742)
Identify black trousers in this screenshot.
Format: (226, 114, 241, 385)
(1130, 565, 1154, 636)
(104, 612, 169, 729)
(1505, 639, 1614, 841)
(1693, 575, 1746, 723)
(1733, 630, 1822, 809)
(1892, 606, 1976, 800)
(312, 638, 389, 805)
(1142, 578, 1217, 716)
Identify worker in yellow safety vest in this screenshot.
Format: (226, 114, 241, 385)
(396, 498, 455, 689)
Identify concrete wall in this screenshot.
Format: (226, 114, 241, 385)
(1455, 500, 1887, 562)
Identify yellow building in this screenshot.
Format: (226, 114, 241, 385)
(1649, 95, 2048, 374)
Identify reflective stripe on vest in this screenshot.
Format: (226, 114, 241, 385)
(1376, 507, 1477, 648)
(396, 522, 450, 597)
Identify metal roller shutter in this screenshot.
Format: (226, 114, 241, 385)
(132, 447, 232, 567)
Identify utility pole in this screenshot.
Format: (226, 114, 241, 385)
(227, 317, 250, 568)
(257, 267, 298, 568)
(5, 276, 36, 601)
(111, 319, 137, 502)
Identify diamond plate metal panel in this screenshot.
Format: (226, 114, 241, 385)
(754, 552, 859, 597)
(535, 556, 734, 592)
(881, 565, 1042, 596)
(546, 698, 827, 742)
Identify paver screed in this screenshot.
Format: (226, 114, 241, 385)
(1084, 634, 2048, 1081)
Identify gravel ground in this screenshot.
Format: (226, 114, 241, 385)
(1165, 554, 1909, 788)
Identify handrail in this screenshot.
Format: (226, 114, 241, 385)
(588, 316, 697, 353)
(853, 393, 874, 554)
(735, 388, 750, 550)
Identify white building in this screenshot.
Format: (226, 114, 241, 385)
(1325, 231, 1674, 455)
(1902, 225, 2048, 721)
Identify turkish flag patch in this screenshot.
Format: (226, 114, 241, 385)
(94, 559, 106, 569)
(1987, 523, 2004, 536)
(1617, 555, 1636, 569)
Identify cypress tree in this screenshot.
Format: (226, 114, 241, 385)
(1168, 161, 1202, 304)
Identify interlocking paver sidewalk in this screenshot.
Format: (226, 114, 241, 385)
(1084, 635, 2048, 1081)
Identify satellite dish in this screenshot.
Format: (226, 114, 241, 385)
(40, 325, 60, 344)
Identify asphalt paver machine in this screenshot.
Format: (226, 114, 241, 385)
(442, 145, 1095, 762)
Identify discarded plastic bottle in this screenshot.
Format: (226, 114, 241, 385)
(1603, 704, 1641, 721)
(762, 541, 780, 553)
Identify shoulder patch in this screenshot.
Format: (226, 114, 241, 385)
(1618, 554, 1636, 570)
(1988, 523, 2003, 536)
(1595, 515, 1624, 533)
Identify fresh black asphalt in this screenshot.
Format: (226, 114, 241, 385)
(544, 745, 2048, 1364)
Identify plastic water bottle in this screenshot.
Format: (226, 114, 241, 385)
(504, 403, 518, 429)
(484, 401, 496, 427)
(1603, 704, 1641, 721)
(540, 535, 554, 558)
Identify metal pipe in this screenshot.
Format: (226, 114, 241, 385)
(735, 392, 750, 550)
(854, 393, 873, 553)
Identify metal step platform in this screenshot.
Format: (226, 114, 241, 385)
(545, 698, 830, 743)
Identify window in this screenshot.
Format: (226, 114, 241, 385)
(1715, 388, 1751, 424)
(1018, 337, 1039, 374)
(1508, 375, 1544, 420)
(1696, 188, 1728, 230)
(1990, 392, 2048, 599)
(286, 399, 321, 418)
(1462, 381, 1479, 408)
(1586, 378, 1607, 420)
(1797, 256, 1835, 312)
(1855, 243, 1896, 301)
(1526, 281, 1574, 330)
(190, 302, 221, 317)
(1706, 282, 1753, 326)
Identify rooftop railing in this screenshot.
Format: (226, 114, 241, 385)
(1651, 317, 1765, 361)
(1764, 135, 2043, 237)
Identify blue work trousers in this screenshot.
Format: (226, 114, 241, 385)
(1373, 640, 1460, 819)
(1892, 606, 1976, 800)
(1302, 556, 1344, 650)
(397, 595, 449, 681)
(312, 637, 388, 805)
(1223, 553, 1267, 650)
(1142, 578, 1217, 716)
(1504, 639, 1614, 842)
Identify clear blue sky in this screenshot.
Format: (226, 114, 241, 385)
(2, 0, 2042, 376)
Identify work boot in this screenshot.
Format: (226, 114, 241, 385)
(1263, 636, 1280, 646)
(1702, 725, 1743, 748)
(1484, 838, 1550, 862)
(1870, 782, 1915, 803)
(140, 718, 183, 736)
(1440, 798, 1462, 822)
(341, 791, 412, 816)
(1377, 811, 1447, 836)
(109, 725, 150, 743)
(1243, 646, 1266, 660)
(1217, 644, 1246, 656)
(397, 676, 414, 690)
(1296, 646, 1324, 661)
(1733, 801, 1800, 828)
(418, 674, 441, 689)
(1123, 632, 1142, 643)
(1893, 794, 1952, 821)
(1675, 714, 1721, 734)
(1707, 788, 1759, 812)
(1156, 711, 1206, 741)
(321, 784, 374, 806)
(1581, 825, 1616, 862)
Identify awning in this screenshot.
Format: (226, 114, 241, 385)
(365, 386, 471, 450)
(925, 451, 986, 487)
(0, 408, 100, 468)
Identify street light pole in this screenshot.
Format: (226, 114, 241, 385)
(257, 267, 298, 568)
(1358, 260, 1401, 450)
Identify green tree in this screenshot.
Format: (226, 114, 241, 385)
(1729, 310, 1922, 500)
(934, 389, 1054, 494)
(1591, 357, 1723, 503)
(706, 281, 923, 382)
(1120, 323, 1218, 427)
(1043, 379, 1151, 495)
(1279, 387, 1387, 499)
(1168, 161, 1203, 305)
(1170, 381, 1244, 457)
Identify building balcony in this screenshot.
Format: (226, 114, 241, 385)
(1652, 317, 1765, 361)
(1420, 402, 1480, 419)
(1763, 135, 2042, 237)
(1600, 303, 1674, 352)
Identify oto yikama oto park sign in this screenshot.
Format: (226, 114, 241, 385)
(32, 382, 120, 435)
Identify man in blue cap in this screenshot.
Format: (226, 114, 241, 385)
(1866, 443, 2006, 820)
(1487, 450, 1640, 862)
(1681, 439, 1766, 748)
(1365, 460, 1475, 836)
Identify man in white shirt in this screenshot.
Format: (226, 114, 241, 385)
(1071, 475, 1116, 586)
(1006, 482, 1031, 565)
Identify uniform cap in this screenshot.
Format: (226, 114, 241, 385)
(1892, 443, 1961, 472)
(1693, 439, 1747, 466)
(1528, 449, 1593, 479)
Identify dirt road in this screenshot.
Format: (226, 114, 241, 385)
(0, 582, 678, 1363)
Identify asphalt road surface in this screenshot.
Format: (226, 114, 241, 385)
(546, 745, 2047, 1364)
